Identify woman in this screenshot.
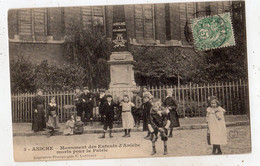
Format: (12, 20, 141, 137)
(162, 89, 180, 137)
(32, 89, 46, 132)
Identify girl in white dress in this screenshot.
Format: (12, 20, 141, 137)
(206, 96, 227, 155)
(120, 95, 135, 137)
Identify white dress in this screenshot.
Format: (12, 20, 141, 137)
(121, 102, 135, 129)
(206, 106, 227, 145)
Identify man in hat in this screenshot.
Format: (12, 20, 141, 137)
(81, 87, 94, 125)
(132, 90, 142, 127)
(99, 94, 118, 138)
(98, 89, 107, 124)
(73, 87, 84, 121)
(162, 89, 180, 138)
(142, 93, 152, 139)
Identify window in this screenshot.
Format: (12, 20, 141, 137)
(134, 4, 155, 42)
(81, 6, 105, 33)
(18, 9, 47, 36)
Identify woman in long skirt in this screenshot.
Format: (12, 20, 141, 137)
(120, 95, 135, 137)
(32, 89, 46, 132)
(46, 97, 59, 136)
(162, 89, 180, 137)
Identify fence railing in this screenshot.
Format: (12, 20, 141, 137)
(11, 79, 249, 123)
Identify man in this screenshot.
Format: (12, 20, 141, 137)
(98, 89, 107, 124)
(162, 89, 180, 137)
(81, 87, 94, 125)
(73, 87, 84, 121)
(142, 93, 152, 139)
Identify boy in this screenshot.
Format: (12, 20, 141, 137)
(73, 87, 84, 121)
(148, 98, 171, 155)
(142, 93, 152, 139)
(99, 94, 117, 138)
(82, 87, 94, 125)
(162, 89, 180, 137)
(142, 86, 153, 100)
(132, 90, 142, 127)
(98, 89, 107, 124)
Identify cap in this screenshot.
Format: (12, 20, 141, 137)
(83, 87, 89, 90)
(106, 94, 113, 98)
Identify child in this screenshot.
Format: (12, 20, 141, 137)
(63, 115, 75, 135)
(46, 97, 59, 137)
(73, 87, 83, 121)
(162, 89, 180, 138)
(74, 116, 84, 134)
(142, 93, 152, 139)
(120, 95, 135, 137)
(99, 94, 117, 138)
(98, 89, 107, 124)
(148, 98, 171, 155)
(206, 96, 227, 155)
(142, 86, 153, 100)
(132, 90, 142, 127)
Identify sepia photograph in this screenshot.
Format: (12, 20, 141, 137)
(7, 0, 251, 162)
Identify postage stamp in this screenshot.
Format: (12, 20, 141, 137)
(191, 12, 235, 51)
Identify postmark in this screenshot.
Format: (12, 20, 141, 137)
(191, 12, 235, 51)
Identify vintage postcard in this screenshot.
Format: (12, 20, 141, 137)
(8, 0, 251, 162)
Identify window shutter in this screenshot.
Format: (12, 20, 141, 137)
(134, 5, 144, 41)
(33, 9, 46, 36)
(19, 9, 32, 35)
(143, 4, 154, 40)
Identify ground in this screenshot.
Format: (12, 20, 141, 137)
(13, 125, 251, 161)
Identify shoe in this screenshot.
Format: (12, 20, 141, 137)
(168, 134, 173, 138)
(126, 134, 130, 137)
(151, 146, 156, 155)
(122, 134, 127, 137)
(144, 136, 150, 140)
(164, 146, 168, 155)
(99, 133, 105, 139)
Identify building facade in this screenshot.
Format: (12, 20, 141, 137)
(8, 2, 237, 65)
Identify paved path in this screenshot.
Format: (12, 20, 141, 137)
(13, 125, 251, 161)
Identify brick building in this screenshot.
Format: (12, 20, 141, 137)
(8, 2, 239, 65)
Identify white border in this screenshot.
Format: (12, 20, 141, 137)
(0, 0, 260, 166)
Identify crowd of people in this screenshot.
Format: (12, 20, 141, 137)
(31, 87, 227, 155)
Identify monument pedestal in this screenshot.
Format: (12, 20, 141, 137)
(108, 51, 137, 101)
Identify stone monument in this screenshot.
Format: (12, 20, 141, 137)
(108, 5, 137, 100)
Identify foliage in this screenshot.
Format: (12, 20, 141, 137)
(10, 56, 36, 93)
(63, 19, 111, 89)
(10, 57, 87, 93)
(130, 46, 208, 86)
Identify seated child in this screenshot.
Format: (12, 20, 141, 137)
(148, 98, 171, 155)
(63, 115, 75, 135)
(74, 116, 84, 134)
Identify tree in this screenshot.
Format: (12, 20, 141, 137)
(63, 20, 111, 89)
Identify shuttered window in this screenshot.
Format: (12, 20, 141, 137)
(134, 4, 155, 41)
(18, 9, 47, 36)
(19, 9, 32, 35)
(81, 6, 105, 32)
(33, 9, 47, 36)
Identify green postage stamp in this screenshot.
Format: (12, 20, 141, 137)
(191, 12, 235, 51)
